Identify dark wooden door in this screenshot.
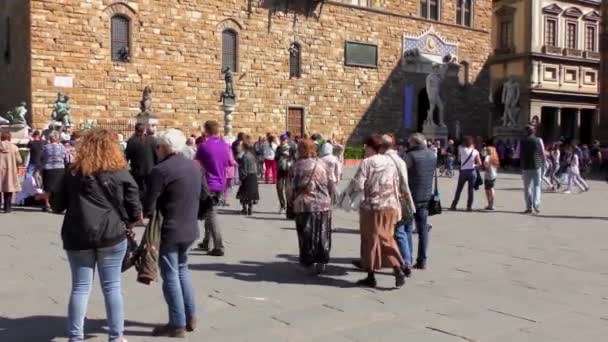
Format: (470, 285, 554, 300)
(287, 107, 304, 136)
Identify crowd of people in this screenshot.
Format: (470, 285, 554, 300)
(0, 120, 606, 342)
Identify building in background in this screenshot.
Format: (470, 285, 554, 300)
(490, 0, 601, 144)
(1, 0, 493, 143)
(600, 0, 608, 142)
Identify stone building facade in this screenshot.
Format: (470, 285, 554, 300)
(490, 0, 601, 145)
(600, 0, 608, 142)
(1, 0, 492, 143)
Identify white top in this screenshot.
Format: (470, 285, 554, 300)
(459, 146, 479, 170)
(484, 155, 497, 180)
(263, 143, 277, 160)
(568, 153, 580, 175)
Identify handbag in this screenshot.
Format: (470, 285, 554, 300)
(474, 168, 483, 190)
(428, 169, 442, 216)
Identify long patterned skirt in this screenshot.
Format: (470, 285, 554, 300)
(359, 208, 403, 271)
(295, 211, 332, 267)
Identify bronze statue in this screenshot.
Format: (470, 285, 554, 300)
(51, 93, 72, 127)
(140, 86, 152, 114)
(1, 102, 28, 126)
(221, 67, 235, 101)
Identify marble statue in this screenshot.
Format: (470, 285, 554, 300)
(501, 76, 520, 127)
(1, 102, 27, 126)
(425, 64, 447, 127)
(454, 120, 461, 141)
(140, 86, 152, 114)
(51, 93, 72, 127)
(222, 67, 235, 100)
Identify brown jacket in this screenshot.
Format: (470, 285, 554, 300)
(0, 141, 22, 193)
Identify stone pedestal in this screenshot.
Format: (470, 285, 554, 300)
(493, 126, 524, 143)
(0, 124, 29, 145)
(422, 123, 448, 145)
(222, 97, 236, 143)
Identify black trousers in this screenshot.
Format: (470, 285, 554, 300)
(2, 192, 13, 212)
(132, 173, 149, 204)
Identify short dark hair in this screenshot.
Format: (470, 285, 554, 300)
(204, 120, 220, 135)
(463, 136, 474, 147)
(286, 131, 292, 138)
(0, 132, 11, 141)
(32, 130, 41, 138)
(365, 135, 388, 154)
(237, 132, 245, 141)
(135, 123, 145, 134)
(525, 125, 535, 135)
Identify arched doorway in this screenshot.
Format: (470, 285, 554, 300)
(417, 88, 429, 132)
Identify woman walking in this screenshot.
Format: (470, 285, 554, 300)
(263, 135, 278, 184)
(290, 139, 336, 275)
(348, 135, 405, 288)
(236, 136, 260, 215)
(0, 132, 23, 213)
(563, 145, 589, 194)
(483, 142, 500, 210)
(450, 136, 482, 211)
(49, 129, 142, 342)
(41, 132, 69, 212)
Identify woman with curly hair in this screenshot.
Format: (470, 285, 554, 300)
(483, 139, 500, 210)
(49, 128, 142, 342)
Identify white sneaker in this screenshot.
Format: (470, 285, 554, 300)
(563, 190, 572, 194)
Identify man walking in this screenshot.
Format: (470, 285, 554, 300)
(520, 125, 546, 214)
(275, 134, 293, 213)
(125, 123, 157, 202)
(195, 120, 231, 256)
(144, 129, 201, 338)
(403, 133, 437, 270)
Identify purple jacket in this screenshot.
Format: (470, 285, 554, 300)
(195, 136, 231, 193)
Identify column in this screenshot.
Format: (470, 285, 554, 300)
(538, 62, 544, 87)
(531, 61, 539, 85)
(556, 107, 562, 141)
(574, 108, 581, 140)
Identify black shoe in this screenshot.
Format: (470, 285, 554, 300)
(197, 242, 209, 251)
(466, 207, 473, 212)
(449, 205, 457, 211)
(395, 270, 406, 288)
(523, 209, 533, 214)
(356, 276, 377, 288)
(247, 208, 252, 216)
(208, 249, 225, 257)
(351, 260, 362, 269)
(413, 262, 426, 270)
(240, 208, 247, 215)
(403, 266, 412, 278)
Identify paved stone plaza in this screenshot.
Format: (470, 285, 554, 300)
(1, 172, 608, 341)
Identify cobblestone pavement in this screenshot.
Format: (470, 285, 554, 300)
(1, 171, 608, 342)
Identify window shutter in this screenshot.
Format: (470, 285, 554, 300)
(289, 43, 301, 78)
(111, 16, 130, 61)
(222, 30, 238, 72)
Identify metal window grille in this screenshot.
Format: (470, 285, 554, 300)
(456, 0, 463, 25)
(586, 26, 596, 51)
(429, 0, 439, 20)
(464, 0, 472, 27)
(111, 16, 130, 61)
(500, 21, 513, 48)
(289, 43, 301, 78)
(420, 0, 428, 18)
(545, 19, 556, 46)
(566, 23, 577, 49)
(222, 30, 238, 72)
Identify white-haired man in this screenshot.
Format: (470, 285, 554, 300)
(144, 129, 202, 337)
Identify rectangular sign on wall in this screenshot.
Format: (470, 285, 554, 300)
(54, 76, 74, 88)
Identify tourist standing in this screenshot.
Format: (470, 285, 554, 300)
(195, 120, 230, 256)
(400, 133, 435, 270)
(41, 132, 69, 212)
(255, 136, 266, 179)
(275, 134, 293, 213)
(319, 142, 341, 187)
(263, 135, 278, 184)
(49, 129, 142, 342)
(0, 132, 22, 213)
(180, 137, 197, 160)
(520, 125, 546, 213)
(222, 142, 237, 207)
(349, 135, 406, 288)
(563, 144, 589, 194)
(143, 129, 201, 338)
(125, 123, 157, 203)
(450, 136, 481, 211)
(483, 141, 500, 210)
(26, 130, 45, 183)
(290, 139, 336, 275)
(236, 136, 260, 215)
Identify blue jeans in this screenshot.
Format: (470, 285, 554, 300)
(395, 205, 429, 266)
(159, 242, 196, 328)
(522, 168, 542, 210)
(66, 239, 127, 342)
(451, 169, 476, 209)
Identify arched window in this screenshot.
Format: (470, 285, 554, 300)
(456, 0, 473, 27)
(222, 29, 238, 72)
(459, 61, 470, 85)
(111, 15, 130, 62)
(289, 42, 301, 79)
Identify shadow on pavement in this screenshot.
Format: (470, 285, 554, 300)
(0, 316, 156, 341)
(189, 260, 357, 288)
(280, 227, 359, 235)
(479, 210, 608, 221)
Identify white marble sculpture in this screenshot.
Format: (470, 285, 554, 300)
(425, 64, 447, 127)
(501, 76, 520, 127)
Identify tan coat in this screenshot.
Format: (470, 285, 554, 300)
(0, 141, 22, 193)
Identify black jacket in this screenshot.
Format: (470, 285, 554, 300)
(144, 153, 202, 245)
(51, 170, 142, 251)
(405, 145, 437, 204)
(125, 135, 158, 176)
(520, 135, 544, 170)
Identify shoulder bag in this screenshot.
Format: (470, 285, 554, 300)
(428, 168, 442, 216)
